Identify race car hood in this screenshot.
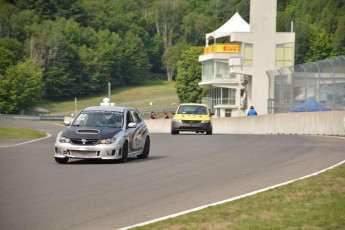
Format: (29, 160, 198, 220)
(173, 114, 211, 121)
(62, 126, 122, 139)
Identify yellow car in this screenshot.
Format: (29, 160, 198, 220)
(171, 103, 213, 135)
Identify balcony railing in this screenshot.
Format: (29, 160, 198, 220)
(202, 74, 238, 82)
(209, 98, 236, 106)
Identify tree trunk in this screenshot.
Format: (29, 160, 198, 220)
(167, 70, 173, 81)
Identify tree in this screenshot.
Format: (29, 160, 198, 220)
(175, 46, 206, 103)
(43, 44, 84, 100)
(182, 12, 216, 46)
(0, 2, 37, 42)
(14, 0, 83, 21)
(153, 0, 185, 50)
(277, 0, 345, 63)
(94, 29, 123, 88)
(28, 19, 65, 69)
(292, 14, 312, 64)
(0, 59, 43, 114)
(146, 33, 165, 73)
(162, 41, 189, 81)
(28, 18, 87, 100)
(334, 15, 345, 55)
(63, 18, 83, 46)
(305, 24, 335, 62)
(153, 0, 186, 80)
(121, 31, 151, 84)
(137, 0, 154, 18)
(1, 0, 344, 105)
(0, 47, 16, 74)
(0, 38, 25, 74)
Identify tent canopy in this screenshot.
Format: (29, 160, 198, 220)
(289, 98, 332, 112)
(206, 12, 250, 45)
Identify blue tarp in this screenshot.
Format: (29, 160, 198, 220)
(289, 98, 332, 112)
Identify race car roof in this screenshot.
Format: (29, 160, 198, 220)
(83, 106, 128, 113)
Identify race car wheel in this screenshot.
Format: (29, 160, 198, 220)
(171, 129, 179, 135)
(206, 128, 213, 135)
(120, 141, 128, 163)
(137, 136, 150, 159)
(55, 157, 68, 164)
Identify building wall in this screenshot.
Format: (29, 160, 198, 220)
(248, 0, 277, 115)
(199, 0, 295, 117)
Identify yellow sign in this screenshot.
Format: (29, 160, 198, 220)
(204, 44, 240, 54)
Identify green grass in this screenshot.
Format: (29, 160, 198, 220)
(133, 163, 345, 229)
(40, 80, 178, 115)
(0, 126, 46, 139)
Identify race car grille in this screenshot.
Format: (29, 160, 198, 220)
(69, 150, 99, 158)
(70, 138, 99, 145)
(182, 120, 201, 124)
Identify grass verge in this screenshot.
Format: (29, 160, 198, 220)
(132, 162, 345, 229)
(40, 80, 178, 115)
(0, 126, 46, 139)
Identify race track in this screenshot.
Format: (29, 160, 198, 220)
(0, 120, 344, 230)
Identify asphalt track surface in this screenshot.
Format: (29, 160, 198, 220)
(0, 120, 344, 230)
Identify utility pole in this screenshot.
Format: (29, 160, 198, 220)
(74, 97, 77, 116)
(108, 82, 111, 104)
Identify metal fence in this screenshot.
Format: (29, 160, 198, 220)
(266, 55, 345, 114)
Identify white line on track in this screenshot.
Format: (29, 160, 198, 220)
(0, 133, 52, 148)
(118, 159, 345, 230)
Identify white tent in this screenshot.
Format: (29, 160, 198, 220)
(206, 12, 250, 46)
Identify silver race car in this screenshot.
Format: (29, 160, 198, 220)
(54, 105, 150, 164)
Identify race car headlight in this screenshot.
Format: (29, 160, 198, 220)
(173, 119, 182, 123)
(100, 137, 116, 144)
(201, 120, 210, 123)
(59, 136, 71, 143)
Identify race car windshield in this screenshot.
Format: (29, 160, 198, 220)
(72, 111, 123, 128)
(177, 106, 207, 115)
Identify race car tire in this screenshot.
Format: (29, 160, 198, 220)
(120, 141, 128, 163)
(171, 129, 179, 135)
(137, 136, 150, 159)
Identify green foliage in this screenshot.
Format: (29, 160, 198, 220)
(0, 0, 344, 110)
(154, 0, 187, 49)
(0, 2, 38, 41)
(121, 31, 150, 84)
(176, 46, 206, 103)
(94, 29, 123, 88)
(277, 0, 345, 63)
(0, 37, 26, 74)
(0, 59, 43, 113)
(0, 47, 16, 74)
(305, 24, 335, 62)
(0, 38, 25, 67)
(146, 34, 165, 73)
(162, 41, 189, 81)
(13, 0, 82, 21)
(334, 15, 345, 55)
(182, 12, 216, 46)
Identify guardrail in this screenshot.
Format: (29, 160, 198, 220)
(0, 114, 64, 121)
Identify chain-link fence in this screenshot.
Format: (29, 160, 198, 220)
(266, 55, 345, 114)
